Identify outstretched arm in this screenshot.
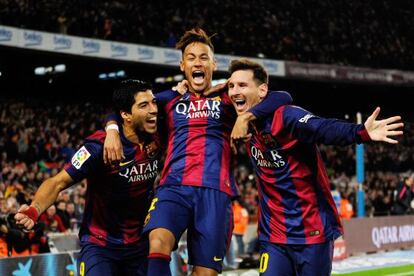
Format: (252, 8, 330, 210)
(15, 170, 74, 230)
(275, 106, 403, 145)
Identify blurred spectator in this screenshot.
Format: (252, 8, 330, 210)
(233, 198, 249, 256)
(39, 205, 67, 233)
(331, 183, 341, 215)
(392, 174, 414, 215)
(340, 191, 354, 219)
(0, 0, 413, 70)
(56, 200, 70, 229)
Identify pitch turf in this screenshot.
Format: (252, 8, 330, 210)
(332, 264, 414, 276)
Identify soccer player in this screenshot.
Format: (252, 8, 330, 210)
(227, 59, 404, 276)
(104, 28, 292, 276)
(15, 80, 161, 276)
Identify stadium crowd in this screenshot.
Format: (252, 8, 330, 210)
(0, 98, 412, 256)
(1, 0, 413, 70)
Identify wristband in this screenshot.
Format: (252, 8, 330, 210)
(21, 206, 39, 222)
(106, 124, 119, 132)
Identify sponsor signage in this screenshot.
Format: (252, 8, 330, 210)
(285, 61, 414, 86)
(2, 24, 414, 84)
(343, 215, 414, 255)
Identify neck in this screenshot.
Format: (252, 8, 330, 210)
(122, 124, 145, 148)
(188, 83, 211, 96)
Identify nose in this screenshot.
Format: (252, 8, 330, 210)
(228, 85, 240, 97)
(194, 57, 202, 66)
(149, 102, 158, 114)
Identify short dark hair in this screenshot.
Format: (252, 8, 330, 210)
(228, 59, 269, 85)
(176, 27, 215, 53)
(112, 79, 152, 114)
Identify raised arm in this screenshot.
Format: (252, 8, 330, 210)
(15, 170, 74, 230)
(273, 106, 403, 145)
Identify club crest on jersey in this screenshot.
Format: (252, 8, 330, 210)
(261, 134, 278, 148)
(71, 146, 91, 169)
(145, 141, 159, 158)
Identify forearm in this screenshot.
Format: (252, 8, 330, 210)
(248, 91, 292, 119)
(31, 172, 73, 215)
(31, 179, 65, 215)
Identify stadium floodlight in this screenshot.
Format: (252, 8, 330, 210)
(34, 67, 46, 75)
(108, 72, 116, 78)
(98, 73, 107, 79)
(212, 78, 227, 86)
(0, 71, 2, 77)
(173, 74, 184, 81)
(54, 64, 66, 73)
(116, 70, 125, 77)
(155, 77, 165, 83)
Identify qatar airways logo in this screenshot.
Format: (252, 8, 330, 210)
(119, 160, 158, 182)
(176, 99, 221, 119)
(250, 146, 286, 168)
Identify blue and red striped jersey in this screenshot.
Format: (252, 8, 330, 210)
(247, 104, 371, 245)
(155, 89, 237, 196)
(65, 129, 161, 248)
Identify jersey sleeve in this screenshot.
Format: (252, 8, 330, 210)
(248, 91, 293, 119)
(155, 89, 182, 106)
(271, 105, 371, 145)
(104, 112, 121, 125)
(64, 142, 103, 183)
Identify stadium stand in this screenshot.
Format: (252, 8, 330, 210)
(0, 0, 413, 69)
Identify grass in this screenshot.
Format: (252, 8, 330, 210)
(332, 264, 414, 276)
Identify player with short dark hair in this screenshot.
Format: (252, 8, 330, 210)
(15, 80, 161, 276)
(228, 59, 404, 276)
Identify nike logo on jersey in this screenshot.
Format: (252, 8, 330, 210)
(213, 256, 222, 262)
(119, 160, 134, 166)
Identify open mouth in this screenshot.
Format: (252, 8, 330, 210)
(146, 117, 157, 127)
(233, 98, 247, 113)
(192, 70, 205, 85)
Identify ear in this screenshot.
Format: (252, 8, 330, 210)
(212, 58, 217, 72)
(120, 111, 131, 122)
(179, 59, 185, 72)
(258, 83, 268, 99)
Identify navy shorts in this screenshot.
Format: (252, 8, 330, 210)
(143, 185, 233, 272)
(258, 240, 334, 276)
(77, 241, 148, 276)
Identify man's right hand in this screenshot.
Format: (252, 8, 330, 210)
(203, 80, 228, 97)
(104, 128, 124, 164)
(15, 204, 38, 231)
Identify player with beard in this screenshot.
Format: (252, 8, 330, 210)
(15, 80, 161, 276)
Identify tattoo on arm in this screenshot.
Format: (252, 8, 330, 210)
(33, 202, 42, 215)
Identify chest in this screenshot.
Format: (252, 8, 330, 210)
(166, 94, 234, 129)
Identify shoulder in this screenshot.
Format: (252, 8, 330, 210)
(85, 130, 106, 145)
(155, 89, 182, 102)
